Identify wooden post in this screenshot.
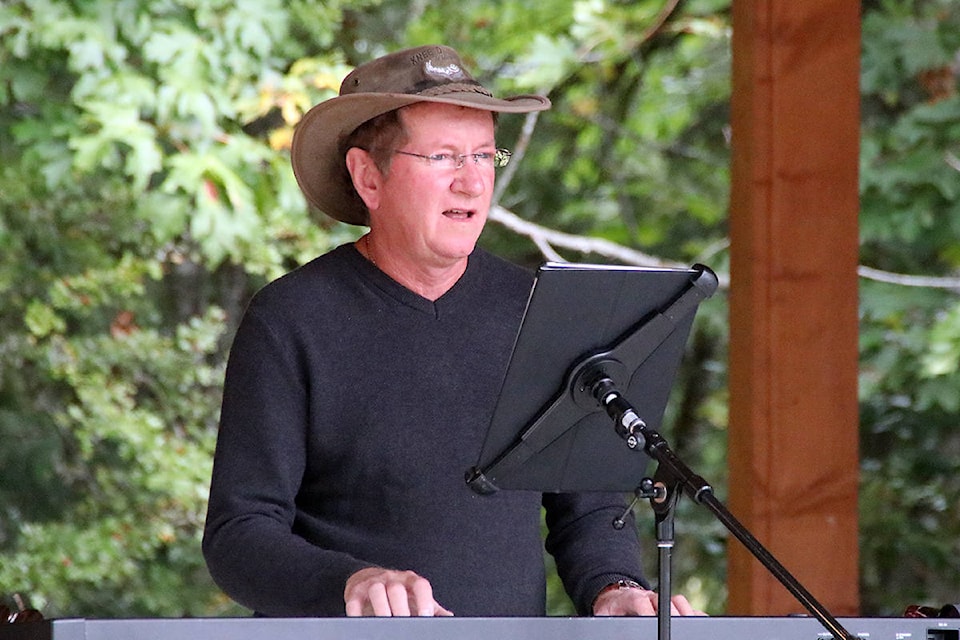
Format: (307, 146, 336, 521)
(727, 0, 861, 615)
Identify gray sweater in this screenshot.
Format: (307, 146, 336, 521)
(202, 244, 647, 617)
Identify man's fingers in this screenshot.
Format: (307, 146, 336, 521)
(593, 587, 657, 616)
(367, 581, 392, 616)
(344, 567, 452, 617)
(670, 594, 707, 616)
(345, 597, 363, 617)
(385, 581, 412, 616)
(631, 590, 657, 616)
(410, 575, 440, 616)
(593, 586, 706, 617)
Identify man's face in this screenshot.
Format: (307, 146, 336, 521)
(370, 102, 497, 269)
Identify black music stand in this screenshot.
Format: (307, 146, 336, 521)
(465, 262, 855, 640)
(468, 262, 710, 492)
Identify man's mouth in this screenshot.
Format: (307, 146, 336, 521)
(443, 208, 475, 219)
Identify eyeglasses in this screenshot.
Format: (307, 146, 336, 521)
(389, 148, 512, 170)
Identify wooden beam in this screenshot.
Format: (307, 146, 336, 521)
(727, 0, 861, 616)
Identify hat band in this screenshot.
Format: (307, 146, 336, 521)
(419, 82, 494, 98)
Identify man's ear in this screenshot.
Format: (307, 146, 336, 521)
(345, 147, 383, 212)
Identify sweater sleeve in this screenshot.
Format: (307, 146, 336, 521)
(202, 305, 369, 616)
(543, 491, 650, 615)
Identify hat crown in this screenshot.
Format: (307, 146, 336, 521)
(339, 45, 488, 97)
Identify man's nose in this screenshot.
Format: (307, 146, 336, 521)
(451, 158, 486, 196)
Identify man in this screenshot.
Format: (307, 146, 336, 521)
(202, 44, 699, 618)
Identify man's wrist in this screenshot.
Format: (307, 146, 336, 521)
(599, 579, 643, 594)
(593, 578, 645, 608)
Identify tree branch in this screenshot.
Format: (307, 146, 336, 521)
(494, 110, 543, 203)
(946, 151, 960, 173)
(489, 204, 730, 284)
(491, 206, 960, 293)
(858, 265, 960, 291)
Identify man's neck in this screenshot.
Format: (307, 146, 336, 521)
(358, 234, 469, 301)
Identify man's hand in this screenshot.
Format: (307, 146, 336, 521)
(592, 585, 706, 616)
(344, 567, 453, 617)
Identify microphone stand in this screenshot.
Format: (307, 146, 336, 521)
(587, 373, 856, 640)
(613, 475, 680, 640)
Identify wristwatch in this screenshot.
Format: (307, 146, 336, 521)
(596, 578, 644, 601)
(610, 579, 643, 591)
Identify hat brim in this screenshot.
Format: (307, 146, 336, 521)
(291, 91, 551, 226)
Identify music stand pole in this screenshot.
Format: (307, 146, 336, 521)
(615, 477, 678, 640)
(653, 480, 680, 640)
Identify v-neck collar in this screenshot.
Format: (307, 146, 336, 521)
(348, 244, 481, 318)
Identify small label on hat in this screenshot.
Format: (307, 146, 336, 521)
(425, 60, 467, 82)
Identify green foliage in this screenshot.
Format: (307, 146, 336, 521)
(861, 0, 960, 272)
(1, 305, 229, 616)
(858, 0, 960, 616)
(0, 0, 362, 617)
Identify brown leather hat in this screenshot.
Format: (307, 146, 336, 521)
(290, 45, 551, 226)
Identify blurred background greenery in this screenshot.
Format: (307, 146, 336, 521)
(1, 0, 959, 618)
